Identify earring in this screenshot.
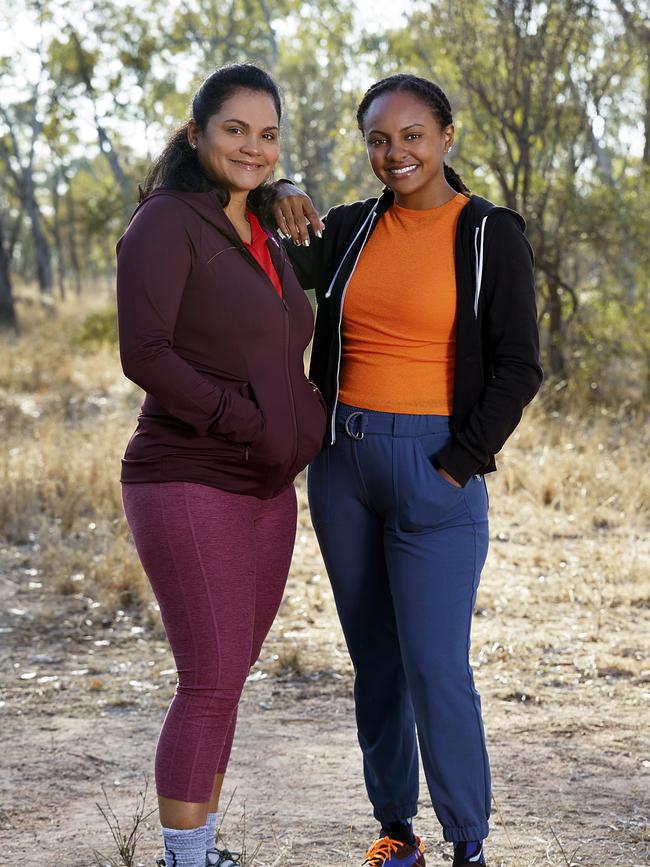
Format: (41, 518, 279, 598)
(190, 141, 197, 149)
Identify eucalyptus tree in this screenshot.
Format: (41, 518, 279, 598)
(0, 64, 54, 300)
(612, 0, 650, 165)
(45, 0, 164, 207)
(371, 0, 641, 381)
(276, 1, 370, 209)
(0, 210, 18, 329)
(161, 0, 365, 205)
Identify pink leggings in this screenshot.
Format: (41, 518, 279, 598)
(122, 481, 297, 802)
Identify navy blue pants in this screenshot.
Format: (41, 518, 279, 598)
(308, 404, 491, 842)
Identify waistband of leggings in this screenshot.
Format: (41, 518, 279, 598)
(335, 402, 451, 438)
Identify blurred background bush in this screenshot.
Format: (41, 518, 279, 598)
(0, 0, 648, 407)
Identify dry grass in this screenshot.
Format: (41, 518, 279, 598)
(1, 296, 147, 613)
(93, 779, 155, 867)
(1, 296, 648, 622)
(1, 296, 649, 865)
(493, 402, 650, 535)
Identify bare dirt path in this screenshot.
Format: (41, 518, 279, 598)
(1, 474, 649, 867)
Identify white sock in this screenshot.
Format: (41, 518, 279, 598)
(205, 811, 220, 850)
(161, 825, 207, 867)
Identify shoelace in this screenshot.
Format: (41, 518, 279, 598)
(207, 847, 242, 866)
(362, 836, 403, 866)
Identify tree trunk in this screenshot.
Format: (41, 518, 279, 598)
(68, 29, 132, 199)
(23, 179, 53, 297)
(547, 279, 566, 379)
(65, 185, 83, 296)
(256, 0, 279, 67)
(96, 123, 131, 197)
(0, 222, 17, 330)
(51, 176, 66, 300)
(644, 43, 650, 166)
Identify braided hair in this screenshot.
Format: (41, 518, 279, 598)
(356, 74, 470, 195)
(139, 63, 281, 220)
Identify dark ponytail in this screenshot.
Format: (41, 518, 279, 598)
(356, 73, 470, 195)
(139, 63, 282, 219)
(443, 164, 468, 195)
(139, 127, 205, 201)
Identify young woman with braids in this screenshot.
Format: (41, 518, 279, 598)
(272, 74, 542, 867)
(116, 64, 326, 867)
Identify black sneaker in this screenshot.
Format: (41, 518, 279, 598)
(452, 841, 486, 866)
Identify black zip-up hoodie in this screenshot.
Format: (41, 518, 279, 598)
(116, 189, 326, 498)
(285, 189, 543, 486)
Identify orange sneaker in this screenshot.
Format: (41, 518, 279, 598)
(361, 835, 425, 867)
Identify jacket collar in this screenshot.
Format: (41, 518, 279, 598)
(139, 188, 258, 249)
(375, 188, 526, 232)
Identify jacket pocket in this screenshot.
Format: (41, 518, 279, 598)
(207, 379, 265, 446)
(310, 381, 327, 413)
(293, 384, 328, 475)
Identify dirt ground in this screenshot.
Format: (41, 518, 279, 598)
(1, 467, 648, 867)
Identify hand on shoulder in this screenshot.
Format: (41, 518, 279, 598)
(272, 180, 325, 247)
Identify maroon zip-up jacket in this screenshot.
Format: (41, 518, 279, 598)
(116, 188, 326, 499)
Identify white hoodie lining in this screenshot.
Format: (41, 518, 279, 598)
(328, 206, 378, 443)
(325, 207, 378, 299)
(474, 215, 488, 317)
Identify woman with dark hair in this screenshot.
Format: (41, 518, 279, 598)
(116, 63, 326, 867)
(272, 74, 542, 867)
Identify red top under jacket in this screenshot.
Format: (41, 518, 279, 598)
(243, 212, 283, 298)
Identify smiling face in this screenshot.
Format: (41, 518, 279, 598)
(361, 89, 454, 209)
(189, 89, 280, 194)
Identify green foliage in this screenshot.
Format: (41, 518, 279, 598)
(76, 308, 118, 349)
(362, 0, 649, 393)
(276, 2, 372, 208)
(0, 0, 648, 407)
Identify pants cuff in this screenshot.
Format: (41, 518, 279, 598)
(442, 822, 490, 843)
(373, 802, 419, 825)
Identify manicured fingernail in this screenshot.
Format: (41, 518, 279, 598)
(293, 239, 301, 246)
(315, 230, 323, 239)
(302, 238, 310, 247)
